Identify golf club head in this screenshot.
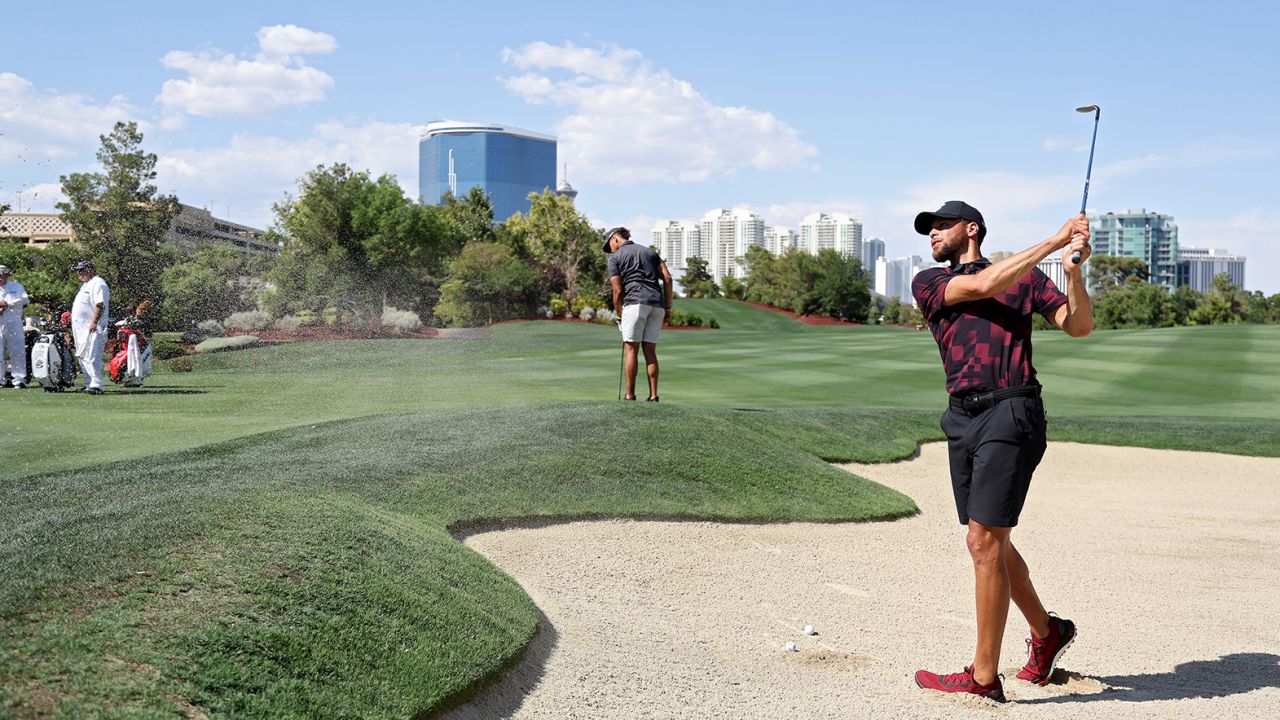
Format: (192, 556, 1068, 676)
(1076, 104, 1100, 118)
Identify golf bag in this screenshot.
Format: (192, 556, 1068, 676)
(31, 329, 76, 392)
(108, 307, 152, 386)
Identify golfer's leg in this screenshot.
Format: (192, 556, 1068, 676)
(1007, 542, 1051, 639)
(641, 342, 658, 399)
(623, 342, 639, 399)
(967, 520, 1012, 686)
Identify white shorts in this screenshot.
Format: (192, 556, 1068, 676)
(620, 304, 664, 343)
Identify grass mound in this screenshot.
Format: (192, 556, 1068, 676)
(1, 403, 921, 718)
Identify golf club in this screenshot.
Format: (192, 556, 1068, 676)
(1074, 104, 1101, 264)
(617, 341, 625, 401)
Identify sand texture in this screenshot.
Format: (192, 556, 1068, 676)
(445, 442, 1280, 719)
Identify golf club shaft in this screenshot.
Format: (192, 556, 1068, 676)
(1074, 108, 1100, 264)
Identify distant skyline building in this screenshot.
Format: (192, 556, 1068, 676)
(876, 255, 931, 305)
(1178, 246, 1246, 293)
(555, 163, 578, 203)
(652, 220, 701, 273)
(798, 212, 862, 259)
(1036, 255, 1068, 291)
(1089, 209, 1179, 291)
(418, 121, 557, 222)
(862, 237, 885, 272)
(763, 225, 798, 255)
(0, 206, 272, 256)
(700, 208, 765, 283)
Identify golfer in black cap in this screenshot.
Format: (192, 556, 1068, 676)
(603, 227, 673, 401)
(909, 202, 1093, 702)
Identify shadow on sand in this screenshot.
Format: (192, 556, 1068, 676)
(433, 610, 559, 720)
(1028, 653, 1280, 704)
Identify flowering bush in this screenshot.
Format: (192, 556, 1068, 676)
(579, 306, 596, 321)
(381, 307, 423, 333)
(196, 319, 225, 337)
(225, 310, 273, 331)
(274, 315, 303, 334)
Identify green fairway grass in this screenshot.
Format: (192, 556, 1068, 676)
(3, 299, 1278, 717)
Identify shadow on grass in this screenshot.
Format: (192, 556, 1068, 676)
(431, 610, 559, 720)
(114, 388, 210, 395)
(1026, 653, 1280, 705)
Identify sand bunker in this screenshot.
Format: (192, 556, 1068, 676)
(445, 442, 1280, 719)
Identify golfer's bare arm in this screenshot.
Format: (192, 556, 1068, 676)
(1051, 248, 1094, 338)
(660, 263, 673, 315)
(943, 216, 1089, 306)
(611, 275, 624, 317)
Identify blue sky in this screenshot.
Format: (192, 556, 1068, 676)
(3, 1, 1277, 292)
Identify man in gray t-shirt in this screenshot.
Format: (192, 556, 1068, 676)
(604, 227, 673, 401)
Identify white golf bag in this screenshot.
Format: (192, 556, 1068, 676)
(31, 331, 76, 392)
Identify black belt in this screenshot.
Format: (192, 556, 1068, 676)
(949, 385, 1040, 412)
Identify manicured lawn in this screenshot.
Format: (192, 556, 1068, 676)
(3, 300, 1278, 717)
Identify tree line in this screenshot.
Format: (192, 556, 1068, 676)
(0, 122, 609, 330)
(1085, 255, 1279, 328)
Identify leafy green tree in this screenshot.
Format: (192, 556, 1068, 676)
(440, 187, 497, 244)
(810, 250, 870, 322)
(58, 121, 179, 312)
(0, 242, 81, 310)
(503, 190, 603, 304)
(265, 164, 456, 320)
(720, 274, 747, 300)
(1094, 281, 1175, 328)
(1087, 255, 1149, 296)
(679, 257, 719, 299)
(883, 296, 902, 324)
(1170, 284, 1202, 326)
(1189, 273, 1247, 325)
(867, 294, 884, 324)
(158, 249, 247, 327)
(435, 242, 539, 326)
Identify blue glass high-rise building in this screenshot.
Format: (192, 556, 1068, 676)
(418, 121, 557, 222)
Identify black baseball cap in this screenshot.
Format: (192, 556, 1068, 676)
(914, 201, 987, 241)
(72, 259, 94, 272)
(602, 227, 628, 253)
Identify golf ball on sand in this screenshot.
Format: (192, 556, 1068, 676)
(803, 624, 816, 636)
(784, 641, 798, 652)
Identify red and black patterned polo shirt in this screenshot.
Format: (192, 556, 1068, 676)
(912, 258, 1068, 396)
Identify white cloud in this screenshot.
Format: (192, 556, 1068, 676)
(0, 183, 67, 214)
(500, 41, 817, 185)
(157, 25, 336, 119)
(0, 73, 138, 170)
(1042, 137, 1087, 152)
(155, 120, 426, 227)
(256, 24, 338, 58)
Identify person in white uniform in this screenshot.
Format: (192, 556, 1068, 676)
(71, 259, 110, 395)
(0, 265, 31, 388)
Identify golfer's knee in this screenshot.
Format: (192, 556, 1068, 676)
(966, 526, 1005, 568)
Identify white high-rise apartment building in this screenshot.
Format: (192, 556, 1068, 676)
(763, 226, 798, 255)
(701, 208, 765, 283)
(875, 255, 931, 305)
(799, 212, 863, 259)
(1036, 255, 1068, 291)
(1178, 247, 1246, 292)
(861, 237, 885, 271)
(651, 220, 701, 274)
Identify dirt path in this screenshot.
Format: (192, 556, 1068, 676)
(445, 442, 1280, 719)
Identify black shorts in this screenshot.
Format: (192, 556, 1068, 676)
(940, 395, 1047, 528)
